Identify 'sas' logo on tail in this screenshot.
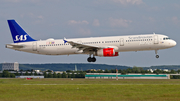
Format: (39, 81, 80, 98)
(14, 35, 27, 41)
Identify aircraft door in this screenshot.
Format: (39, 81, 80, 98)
(120, 38, 124, 46)
(154, 35, 159, 44)
(32, 42, 37, 51)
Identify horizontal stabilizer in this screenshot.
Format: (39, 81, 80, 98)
(6, 44, 24, 48)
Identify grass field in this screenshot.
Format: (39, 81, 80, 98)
(0, 79, 180, 101)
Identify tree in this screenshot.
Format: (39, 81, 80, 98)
(31, 69, 34, 72)
(132, 66, 143, 73)
(53, 72, 57, 78)
(118, 69, 122, 73)
(153, 69, 162, 74)
(2, 71, 10, 77)
(126, 68, 132, 73)
(71, 72, 75, 78)
(46, 70, 52, 72)
(15, 72, 20, 76)
(30, 71, 33, 76)
(57, 73, 62, 78)
(66, 70, 72, 72)
(121, 69, 126, 75)
(48, 72, 53, 78)
(62, 72, 67, 78)
(34, 71, 38, 76)
(97, 70, 103, 73)
(43, 72, 47, 78)
(110, 69, 116, 73)
(104, 69, 110, 73)
(170, 69, 176, 74)
(25, 71, 29, 76)
(79, 71, 85, 78)
(67, 73, 71, 78)
(177, 70, 180, 74)
(10, 73, 15, 78)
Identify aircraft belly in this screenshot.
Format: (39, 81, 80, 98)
(38, 47, 77, 55)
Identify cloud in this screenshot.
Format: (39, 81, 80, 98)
(111, 0, 143, 5)
(109, 18, 132, 27)
(20, 13, 44, 24)
(78, 28, 91, 35)
(92, 19, 100, 27)
(68, 20, 89, 25)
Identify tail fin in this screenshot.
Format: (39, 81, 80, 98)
(7, 20, 36, 43)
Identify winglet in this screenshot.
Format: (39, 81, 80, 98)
(63, 37, 68, 44)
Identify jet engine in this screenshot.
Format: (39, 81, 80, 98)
(96, 48, 119, 57)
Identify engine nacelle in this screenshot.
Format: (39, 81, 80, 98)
(96, 48, 119, 57)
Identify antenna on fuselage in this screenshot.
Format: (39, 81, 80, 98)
(153, 32, 155, 35)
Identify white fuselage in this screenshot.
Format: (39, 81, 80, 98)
(6, 34, 176, 56)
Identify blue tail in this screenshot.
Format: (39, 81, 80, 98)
(7, 20, 36, 43)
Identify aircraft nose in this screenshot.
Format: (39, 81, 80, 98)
(171, 40, 177, 47)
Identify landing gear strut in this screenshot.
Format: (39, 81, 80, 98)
(155, 50, 159, 58)
(87, 54, 96, 62)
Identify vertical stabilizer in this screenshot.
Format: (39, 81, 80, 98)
(7, 20, 36, 43)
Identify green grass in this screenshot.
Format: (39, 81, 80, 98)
(0, 79, 180, 101)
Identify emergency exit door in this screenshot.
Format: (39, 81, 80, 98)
(120, 38, 124, 46)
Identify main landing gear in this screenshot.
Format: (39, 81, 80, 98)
(155, 50, 159, 58)
(87, 57, 96, 62)
(87, 54, 96, 62)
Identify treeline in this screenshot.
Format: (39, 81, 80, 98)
(1, 67, 180, 79)
(0, 71, 16, 78)
(0, 70, 86, 78)
(86, 67, 180, 74)
(43, 71, 86, 78)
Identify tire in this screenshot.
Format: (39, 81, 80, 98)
(156, 55, 159, 58)
(92, 57, 96, 62)
(87, 57, 92, 62)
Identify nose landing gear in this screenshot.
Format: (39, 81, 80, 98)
(155, 50, 159, 58)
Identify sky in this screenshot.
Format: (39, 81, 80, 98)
(0, 0, 180, 67)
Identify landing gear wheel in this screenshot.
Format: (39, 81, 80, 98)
(92, 57, 96, 62)
(156, 55, 159, 58)
(87, 57, 96, 62)
(87, 57, 92, 62)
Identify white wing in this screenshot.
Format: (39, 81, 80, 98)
(63, 38, 107, 52)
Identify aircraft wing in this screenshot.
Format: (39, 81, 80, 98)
(6, 44, 24, 48)
(63, 38, 106, 52)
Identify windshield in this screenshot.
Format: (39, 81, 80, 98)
(163, 37, 171, 40)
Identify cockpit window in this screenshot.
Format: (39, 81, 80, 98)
(163, 37, 171, 40)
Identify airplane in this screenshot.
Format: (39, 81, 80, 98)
(6, 20, 177, 62)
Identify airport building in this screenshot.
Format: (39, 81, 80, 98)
(85, 73, 170, 79)
(2, 62, 19, 71)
